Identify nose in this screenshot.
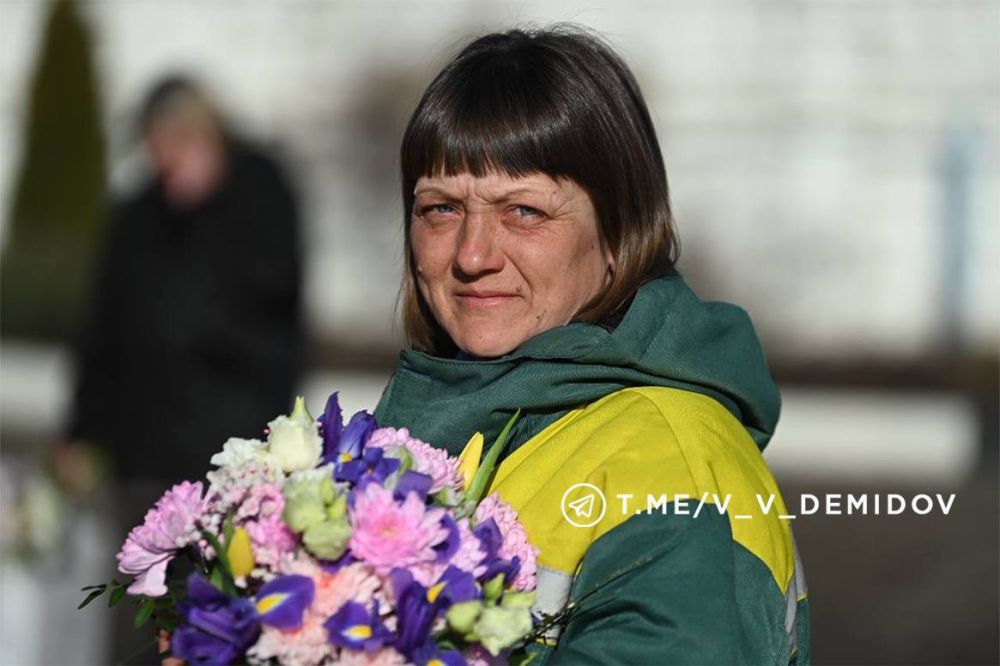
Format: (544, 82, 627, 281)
(454, 211, 504, 277)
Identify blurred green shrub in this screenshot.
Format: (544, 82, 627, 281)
(1, 0, 107, 342)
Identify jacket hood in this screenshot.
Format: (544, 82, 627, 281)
(374, 272, 781, 456)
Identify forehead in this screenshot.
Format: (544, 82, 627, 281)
(413, 170, 570, 199)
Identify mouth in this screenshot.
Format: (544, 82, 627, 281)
(454, 290, 519, 308)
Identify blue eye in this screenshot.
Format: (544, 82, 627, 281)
(420, 203, 458, 217)
(515, 206, 542, 218)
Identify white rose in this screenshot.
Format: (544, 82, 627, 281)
(267, 397, 322, 473)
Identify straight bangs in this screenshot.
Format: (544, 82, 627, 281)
(400, 53, 590, 208)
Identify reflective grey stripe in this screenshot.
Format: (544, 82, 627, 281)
(785, 535, 809, 658)
(533, 566, 575, 640)
(532, 545, 808, 650)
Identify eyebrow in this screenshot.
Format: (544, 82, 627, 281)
(412, 186, 456, 198)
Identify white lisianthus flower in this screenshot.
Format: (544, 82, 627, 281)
(267, 397, 323, 473)
(210, 437, 268, 469)
(475, 605, 534, 656)
(287, 463, 339, 487)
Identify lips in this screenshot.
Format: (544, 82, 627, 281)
(454, 290, 519, 308)
(455, 290, 517, 298)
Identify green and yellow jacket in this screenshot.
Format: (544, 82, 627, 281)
(374, 273, 810, 665)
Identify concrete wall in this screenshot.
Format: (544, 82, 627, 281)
(2, 0, 996, 357)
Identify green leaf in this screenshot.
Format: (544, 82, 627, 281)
(509, 651, 538, 666)
(223, 513, 235, 546)
(209, 567, 225, 590)
(154, 595, 177, 609)
(201, 529, 237, 595)
(134, 598, 155, 629)
(155, 616, 179, 632)
(108, 585, 127, 607)
(467, 410, 520, 503)
(77, 587, 105, 609)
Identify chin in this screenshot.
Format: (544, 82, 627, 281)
(456, 331, 524, 359)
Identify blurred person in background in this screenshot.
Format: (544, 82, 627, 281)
(57, 74, 304, 662)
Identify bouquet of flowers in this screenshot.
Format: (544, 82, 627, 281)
(81, 394, 540, 665)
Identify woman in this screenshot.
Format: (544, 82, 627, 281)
(374, 26, 809, 665)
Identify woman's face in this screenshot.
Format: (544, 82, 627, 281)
(411, 170, 614, 358)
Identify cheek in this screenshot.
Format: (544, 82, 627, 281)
(548, 233, 607, 306)
(410, 225, 451, 280)
(575, 228, 608, 277)
(555, 232, 604, 280)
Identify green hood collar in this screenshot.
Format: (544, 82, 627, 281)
(374, 272, 781, 456)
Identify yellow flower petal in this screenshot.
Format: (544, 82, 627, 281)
(227, 527, 255, 579)
(256, 592, 288, 615)
(344, 625, 373, 640)
(458, 432, 484, 491)
(426, 581, 447, 604)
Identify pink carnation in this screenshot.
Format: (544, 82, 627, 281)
(348, 483, 449, 575)
(248, 616, 332, 666)
(237, 483, 297, 568)
(475, 493, 539, 591)
(367, 427, 462, 493)
(116, 481, 206, 596)
(338, 647, 407, 666)
(244, 513, 297, 569)
(284, 557, 381, 618)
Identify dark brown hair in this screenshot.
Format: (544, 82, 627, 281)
(400, 25, 678, 355)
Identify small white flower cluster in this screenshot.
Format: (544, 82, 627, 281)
(207, 437, 285, 508)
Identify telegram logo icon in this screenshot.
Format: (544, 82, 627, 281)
(561, 482, 607, 528)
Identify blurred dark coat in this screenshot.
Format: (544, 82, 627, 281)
(68, 139, 304, 483)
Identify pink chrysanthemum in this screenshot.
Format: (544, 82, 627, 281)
(348, 483, 449, 575)
(366, 427, 462, 493)
(475, 493, 539, 591)
(116, 481, 206, 596)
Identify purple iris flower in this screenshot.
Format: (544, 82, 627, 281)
(255, 575, 314, 630)
(171, 573, 260, 665)
(389, 569, 438, 658)
(480, 555, 522, 587)
(393, 470, 434, 502)
(319, 392, 344, 458)
(320, 392, 378, 473)
(432, 514, 460, 563)
(474, 518, 521, 585)
(324, 601, 394, 652)
(412, 642, 468, 666)
(430, 565, 479, 605)
(339, 447, 401, 487)
(390, 566, 480, 659)
(473, 518, 503, 560)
